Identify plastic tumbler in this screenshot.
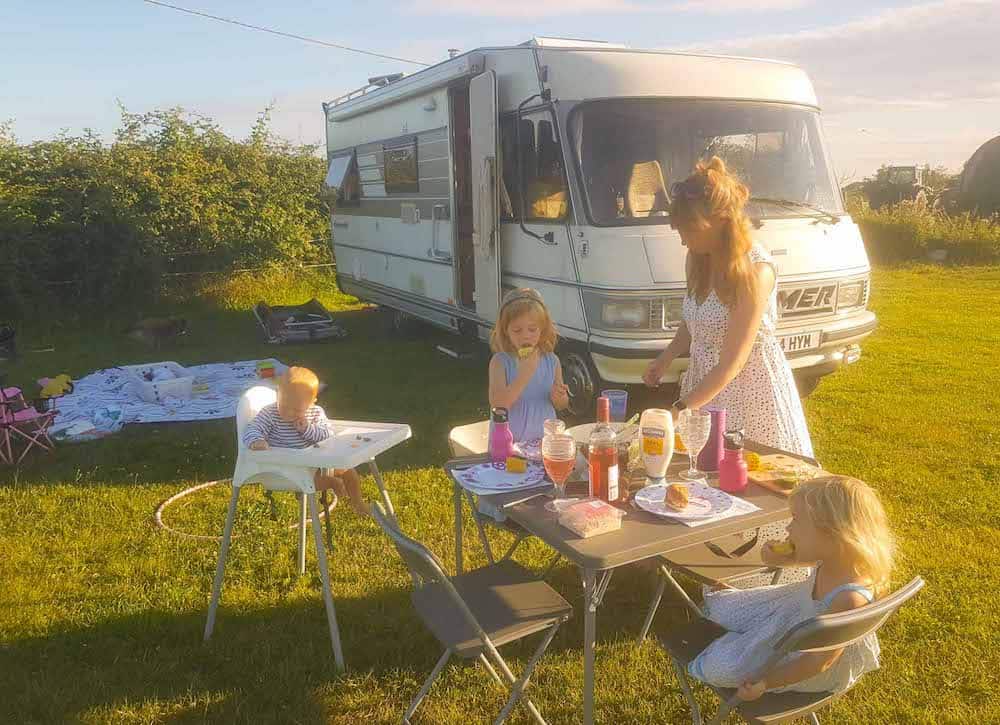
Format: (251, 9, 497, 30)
(600, 389, 628, 422)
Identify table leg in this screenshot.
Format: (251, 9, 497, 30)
(582, 568, 597, 725)
(454, 481, 464, 575)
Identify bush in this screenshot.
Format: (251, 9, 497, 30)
(0, 109, 330, 320)
(848, 197, 1000, 264)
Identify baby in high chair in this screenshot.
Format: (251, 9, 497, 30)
(243, 366, 368, 516)
(689, 475, 894, 700)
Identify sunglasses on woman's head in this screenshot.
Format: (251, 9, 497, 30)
(671, 179, 708, 201)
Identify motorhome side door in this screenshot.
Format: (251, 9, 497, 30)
(469, 70, 501, 323)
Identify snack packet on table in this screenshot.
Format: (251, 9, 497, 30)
(558, 498, 626, 538)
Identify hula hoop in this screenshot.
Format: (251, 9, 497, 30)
(154, 479, 337, 541)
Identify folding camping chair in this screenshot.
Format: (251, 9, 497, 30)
(659, 576, 925, 725)
(372, 503, 572, 725)
(447, 421, 543, 575)
(0, 386, 55, 464)
(638, 531, 783, 640)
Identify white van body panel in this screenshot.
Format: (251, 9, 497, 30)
(324, 41, 876, 404)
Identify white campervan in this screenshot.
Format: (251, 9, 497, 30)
(322, 38, 877, 414)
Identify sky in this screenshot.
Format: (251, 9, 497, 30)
(2, 0, 998, 179)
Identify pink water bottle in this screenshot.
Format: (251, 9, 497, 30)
(489, 407, 514, 465)
(698, 408, 726, 473)
(719, 429, 749, 494)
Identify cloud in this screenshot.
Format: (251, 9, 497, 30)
(685, 0, 1000, 111)
(403, 0, 811, 18)
(683, 0, 1000, 175)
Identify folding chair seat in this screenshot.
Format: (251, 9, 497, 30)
(659, 577, 925, 725)
(639, 532, 782, 640)
(373, 504, 572, 725)
(412, 559, 572, 658)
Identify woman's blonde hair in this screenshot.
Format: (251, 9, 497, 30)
(670, 156, 758, 307)
(791, 476, 895, 597)
(489, 288, 558, 355)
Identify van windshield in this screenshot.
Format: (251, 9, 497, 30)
(569, 99, 844, 226)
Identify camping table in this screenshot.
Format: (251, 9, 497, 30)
(448, 441, 814, 725)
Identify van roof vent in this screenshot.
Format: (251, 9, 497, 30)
(519, 37, 627, 49)
(368, 73, 405, 87)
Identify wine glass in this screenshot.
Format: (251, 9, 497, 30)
(543, 418, 566, 438)
(542, 433, 577, 512)
(678, 408, 711, 481)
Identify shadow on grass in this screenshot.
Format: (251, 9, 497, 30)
(0, 566, 688, 724)
(0, 585, 428, 724)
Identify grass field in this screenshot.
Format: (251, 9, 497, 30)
(1, 265, 998, 724)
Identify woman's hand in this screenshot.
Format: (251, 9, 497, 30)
(249, 439, 269, 451)
(643, 356, 667, 387)
(737, 679, 767, 701)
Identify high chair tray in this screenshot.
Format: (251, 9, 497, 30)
(247, 420, 411, 471)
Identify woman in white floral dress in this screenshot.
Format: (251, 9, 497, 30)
(644, 155, 813, 456)
(644, 156, 814, 584)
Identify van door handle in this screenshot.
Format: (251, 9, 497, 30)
(429, 204, 451, 261)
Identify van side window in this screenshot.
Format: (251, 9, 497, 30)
(383, 137, 419, 194)
(499, 113, 569, 222)
(323, 149, 360, 205)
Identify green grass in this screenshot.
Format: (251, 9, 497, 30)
(2, 266, 999, 723)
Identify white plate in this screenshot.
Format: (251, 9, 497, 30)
(565, 422, 632, 446)
(634, 481, 734, 521)
(454, 461, 548, 491)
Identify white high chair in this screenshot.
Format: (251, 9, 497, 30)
(204, 386, 409, 670)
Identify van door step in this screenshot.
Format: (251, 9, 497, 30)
(436, 343, 477, 360)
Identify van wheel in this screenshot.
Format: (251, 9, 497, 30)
(794, 372, 822, 398)
(561, 351, 598, 418)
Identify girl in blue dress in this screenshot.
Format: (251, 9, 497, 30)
(488, 288, 570, 442)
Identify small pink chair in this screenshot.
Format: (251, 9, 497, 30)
(0, 388, 55, 465)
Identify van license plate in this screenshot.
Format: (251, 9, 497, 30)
(779, 331, 820, 353)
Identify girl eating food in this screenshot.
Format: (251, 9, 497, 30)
(488, 288, 569, 442)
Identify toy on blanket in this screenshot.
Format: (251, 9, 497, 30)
(122, 361, 194, 403)
(38, 374, 74, 398)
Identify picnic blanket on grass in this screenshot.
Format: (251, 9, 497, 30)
(50, 359, 286, 438)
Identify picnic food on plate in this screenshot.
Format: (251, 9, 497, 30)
(664, 483, 690, 511)
(518, 346, 534, 359)
(505, 455, 527, 473)
(745, 451, 763, 471)
(771, 540, 796, 556)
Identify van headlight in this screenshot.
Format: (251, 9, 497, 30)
(837, 280, 867, 310)
(584, 292, 683, 331)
